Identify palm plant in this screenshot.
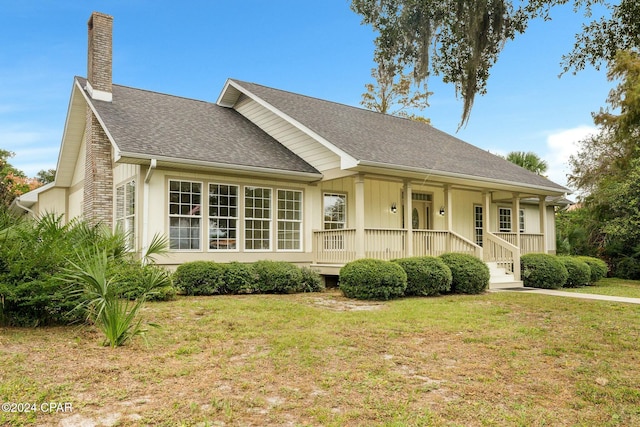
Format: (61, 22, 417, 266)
(505, 151, 549, 175)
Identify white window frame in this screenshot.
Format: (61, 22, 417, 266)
(168, 179, 203, 251)
(277, 189, 303, 252)
(519, 209, 526, 233)
(208, 183, 239, 252)
(498, 207, 512, 233)
(474, 205, 483, 247)
(115, 179, 136, 250)
(244, 186, 272, 251)
(323, 193, 347, 230)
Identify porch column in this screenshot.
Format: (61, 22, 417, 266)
(539, 195, 548, 253)
(483, 191, 491, 259)
(355, 174, 366, 259)
(444, 185, 453, 231)
(512, 193, 521, 251)
(404, 180, 413, 257)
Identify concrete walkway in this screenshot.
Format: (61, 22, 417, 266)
(491, 287, 640, 305)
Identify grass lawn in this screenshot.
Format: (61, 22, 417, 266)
(562, 278, 640, 299)
(2, 290, 640, 426)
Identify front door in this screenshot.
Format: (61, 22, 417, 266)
(412, 201, 432, 230)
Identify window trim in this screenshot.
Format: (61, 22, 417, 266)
(168, 179, 203, 252)
(207, 183, 239, 252)
(276, 188, 304, 252)
(244, 186, 273, 252)
(323, 192, 347, 230)
(498, 207, 512, 233)
(115, 179, 136, 251)
(474, 204, 483, 247)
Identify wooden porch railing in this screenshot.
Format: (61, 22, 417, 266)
(484, 232, 521, 279)
(494, 232, 544, 255)
(313, 229, 481, 264)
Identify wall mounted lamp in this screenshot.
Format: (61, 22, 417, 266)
(390, 203, 397, 214)
(439, 206, 446, 216)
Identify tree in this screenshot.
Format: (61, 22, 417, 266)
(36, 168, 56, 184)
(0, 149, 40, 207)
(505, 151, 548, 175)
(361, 65, 432, 123)
(351, 0, 639, 127)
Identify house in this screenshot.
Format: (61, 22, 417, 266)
(14, 12, 570, 288)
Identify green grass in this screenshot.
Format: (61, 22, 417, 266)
(2, 290, 640, 426)
(561, 278, 640, 298)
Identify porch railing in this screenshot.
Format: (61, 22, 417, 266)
(313, 229, 481, 264)
(494, 232, 544, 255)
(484, 232, 521, 279)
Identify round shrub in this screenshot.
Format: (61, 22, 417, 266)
(559, 256, 591, 288)
(438, 253, 490, 294)
(520, 253, 568, 289)
(173, 261, 225, 295)
(576, 256, 608, 283)
(614, 257, 640, 280)
(393, 257, 452, 296)
(299, 267, 325, 293)
(253, 260, 304, 294)
(111, 260, 176, 301)
(222, 262, 256, 294)
(339, 258, 407, 300)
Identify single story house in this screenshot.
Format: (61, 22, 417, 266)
(13, 12, 571, 288)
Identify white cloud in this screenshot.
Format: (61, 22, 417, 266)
(543, 125, 598, 191)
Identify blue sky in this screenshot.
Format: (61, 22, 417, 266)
(1, 1, 612, 190)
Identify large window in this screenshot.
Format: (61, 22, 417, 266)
(245, 187, 272, 250)
(277, 189, 302, 250)
(209, 184, 238, 250)
(519, 209, 526, 233)
(323, 193, 346, 230)
(498, 207, 512, 232)
(474, 205, 483, 247)
(116, 180, 135, 250)
(169, 180, 202, 250)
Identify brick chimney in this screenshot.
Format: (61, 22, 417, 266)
(83, 12, 114, 226)
(86, 12, 113, 102)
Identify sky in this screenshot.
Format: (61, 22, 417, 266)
(0, 1, 614, 192)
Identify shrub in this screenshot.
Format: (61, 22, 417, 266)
(339, 258, 407, 300)
(173, 261, 225, 295)
(614, 256, 640, 280)
(576, 256, 608, 283)
(559, 256, 591, 288)
(112, 260, 176, 301)
(393, 257, 452, 296)
(222, 262, 256, 294)
(299, 267, 325, 293)
(520, 253, 568, 289)
(438, 253, 489, 294)
(253, 260, 303, 294)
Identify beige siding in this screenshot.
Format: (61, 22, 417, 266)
(36, 188, 67, 218)
(67, 136, 87, 220)
(113, 163, 139, 186)
(234, 97, 341, 172)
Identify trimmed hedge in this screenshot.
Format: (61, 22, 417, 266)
(559, 256, 591, 288)
(173, 261, 225, 295)
(253, 260, 304, 294)
(339, 258, 407, 300)
(438, 253, 490, 294)
(222, 262, 256, 294)
(576, 256, 608, 283)
(299, 267, 325, 293)
(111, 260, 176, 301)
(393, 257, 452, 296)
(521, 253, 568, 289)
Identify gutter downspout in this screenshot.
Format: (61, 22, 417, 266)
(142, 159, 157, 263)
(14, 197, 35, 216)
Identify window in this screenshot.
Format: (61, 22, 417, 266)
(169, 180, 202, 250)
(474, 205, 483, 247)
(498, 207, 512, 232)
(116, 180, 135, 250)
(209, 184, 238, 250)
(245, 187, 271, 250)
(277, 189, 302, 250)
(323, 193, 346, 230)
(519, 209, 525, 233)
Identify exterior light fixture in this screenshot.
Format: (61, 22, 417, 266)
(439, 206, 445, 216)
(390, 203, 397, 213)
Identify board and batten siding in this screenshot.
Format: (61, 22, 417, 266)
(233, 96, 341, 172)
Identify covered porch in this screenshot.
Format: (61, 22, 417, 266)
(311, 174, 556, 287)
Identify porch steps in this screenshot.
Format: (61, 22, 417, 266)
(486, 262, 524, 289)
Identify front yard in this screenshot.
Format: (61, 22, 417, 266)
(2, 285, 640, 426)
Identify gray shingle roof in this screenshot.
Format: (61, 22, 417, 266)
(77, 77, 320, 175)
(232, 80, 568, 192)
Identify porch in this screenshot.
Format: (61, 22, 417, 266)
(312, 229, 546, 288)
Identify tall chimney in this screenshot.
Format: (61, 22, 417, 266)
(86, 12, 113, 102)
(83, 12, 114, 226)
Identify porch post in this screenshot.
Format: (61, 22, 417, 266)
(404, 179, 413, 257)
(539, 195, 548, 253)
(355, 174, 366, 259)
(512, 193, 521, 251)
(483, 191, 491, 259)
